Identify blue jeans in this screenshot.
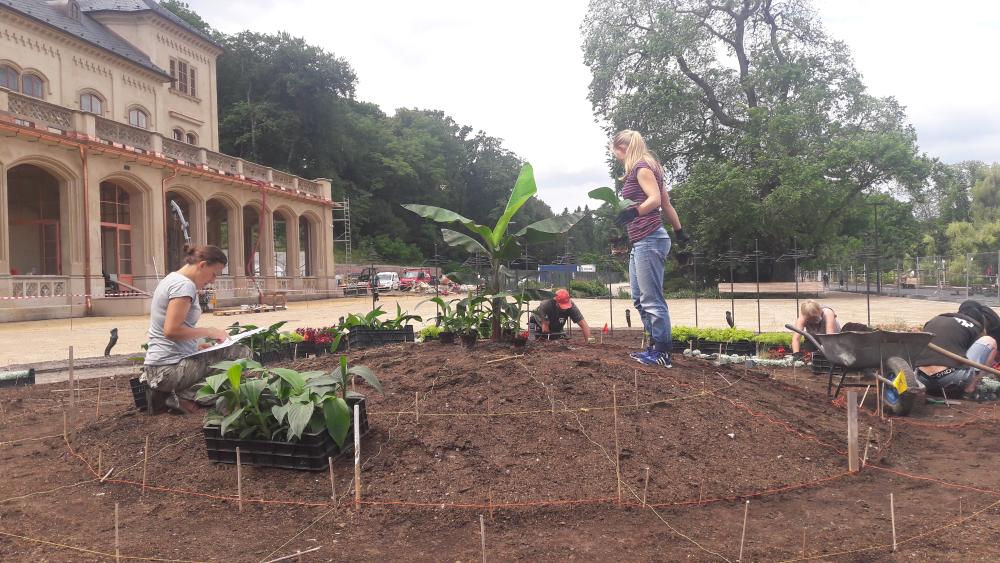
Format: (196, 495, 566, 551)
(629, 228, 672, 353)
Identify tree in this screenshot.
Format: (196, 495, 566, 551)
(582, 0, 931, 269)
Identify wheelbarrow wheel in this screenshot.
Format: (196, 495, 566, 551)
(881, 356, 919, 416)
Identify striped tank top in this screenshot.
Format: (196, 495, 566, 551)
(620, 161, 666, 242)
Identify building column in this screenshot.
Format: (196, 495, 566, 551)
(0, 161, 9, 276)
(320, 207, 335, 290)
(259, 207, 275, 288)
(229, 202, 245, 278)
(286, 213, 300, 285)
(192, 197, 207, 247)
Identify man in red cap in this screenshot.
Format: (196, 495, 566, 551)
(529, 288, 592, 342)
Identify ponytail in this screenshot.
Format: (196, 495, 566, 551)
(612, 129, 662, 181)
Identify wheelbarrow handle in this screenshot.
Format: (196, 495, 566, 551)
(784, 324, 824, 351)
(926, 342, 1000, 378)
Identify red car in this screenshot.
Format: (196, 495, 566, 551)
(399, 268, 435, 290)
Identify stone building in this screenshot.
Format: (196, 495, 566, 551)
(0, 0, 340, 321)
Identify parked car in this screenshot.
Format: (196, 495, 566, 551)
(375, 271, 400, 292)
(399, 268, 436, 291)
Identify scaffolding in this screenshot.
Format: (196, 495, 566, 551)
(332, 198, 352, 267)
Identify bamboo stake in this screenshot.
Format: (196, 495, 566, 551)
(328, 457, 336, 505)
(860, 384, 871, 408)
(738, 500, 750, 562)
(890, 493, 897, 552)
(354, 403, 361, 512)
(141, 436, 150, 499)
(847, 390, 859, 473)
(98, 449, 103, 475)
(114, 502, 120, 563)
(642, 467, 650, 508)
(801, 527, 806, 557)
(414, 392, 419, 423)
(480, 514, 486, 563)
(62, 407, 68, 443)
(95, 377, 102, 421)
(236, 446, 243, 512)
(861, 426, 873, 467)
(612, 384, 621, 504)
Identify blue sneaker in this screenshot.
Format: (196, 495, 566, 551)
(634, 350, 672, 368)
(629, 346, 653, 360)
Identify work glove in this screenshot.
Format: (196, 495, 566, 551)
(614, 207, 639, 227)
(673, 228, 691, 246)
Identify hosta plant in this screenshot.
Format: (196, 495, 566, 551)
(198, 357, 382, 447)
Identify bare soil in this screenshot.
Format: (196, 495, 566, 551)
(1, 334, 998, 562)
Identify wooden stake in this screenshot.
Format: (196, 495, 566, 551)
(98, 449, 103, 475)
(890, 493, 897, 552)
(642, 467, 650, 508)
(236, 446, 243, 512)
(114, 502, 121, 563)
(634, 370, 639, 409)
(354, 403, 361, 512)
(68, 346, 75, 442)
(699, 479, 704, 505)
(95, 377, 102, 421)
(480, 514, 486, 563)
(62, 407, 68, 443)
(414, 392, 419, 423)
(141, 436, 150, 499)
(801, 527, 806, 557)
(328, 457, 336, 504)
(612, 384, 621, 504)
(959, 496, 963, 518)
(847, 390, 859, 473)
(861, 426, 873, 467)
(738, 500, 750, 562)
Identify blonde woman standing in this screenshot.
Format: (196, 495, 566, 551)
(611, 130, 688, 367)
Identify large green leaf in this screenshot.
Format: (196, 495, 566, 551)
(515, 213, 583, 244)
(285, 400, 314, 441)
(241, 379, 266, 409)
(347, 365, 383, 394)
(442, 229, 489, 255)
(271, 403, 288, 425)
(401, 204, 494, 247)
(220, 407, 245, 437)
(271, 368, 306, 394)
(493, 163, 537, 246)
(322, 397, 351, 447)
(226, 363, 243, 396)
(203, 372, 229, 394)
(587, 186, 619, 208)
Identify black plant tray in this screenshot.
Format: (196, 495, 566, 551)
(699, 340, 756, 356)
(129, 377, 148, 409)
(0, 368, 34, 388)
(347, 326, 415, 349)
(810, 352, 847, 375)
(203, 397, 369, 471)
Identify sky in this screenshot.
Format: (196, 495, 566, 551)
(185, 0, 1000, 212)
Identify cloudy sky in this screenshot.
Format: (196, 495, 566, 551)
(186, 0, 1000, 212)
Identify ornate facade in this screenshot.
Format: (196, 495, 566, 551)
(0, 0, 339, 321)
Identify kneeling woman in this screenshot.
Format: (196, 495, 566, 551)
(142, 245, 251, 413)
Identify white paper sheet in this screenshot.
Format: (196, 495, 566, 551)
(185, 326, 269, 358)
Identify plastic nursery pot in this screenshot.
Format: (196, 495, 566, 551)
(460, 332, 478, 349)
(439, 331, 456, 345)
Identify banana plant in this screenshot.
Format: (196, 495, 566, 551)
(588, 187, 636, 255)
(403, 163, 581, 338)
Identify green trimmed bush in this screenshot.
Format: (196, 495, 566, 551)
(752, 332, 792, 346)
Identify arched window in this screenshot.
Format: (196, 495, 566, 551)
(172, 128, 184, 141)
(128, 107, 149, 129)
(21, 74, 43, 98)
(80, 92, 103, 115)
(0, 65, 17, 90)
(185, 132, 197, 145)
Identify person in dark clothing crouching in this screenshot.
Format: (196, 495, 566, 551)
(529, 289, 592, 343)
(914, 301, 999, 401)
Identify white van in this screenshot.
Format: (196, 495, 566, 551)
(375, 271, 400, 292)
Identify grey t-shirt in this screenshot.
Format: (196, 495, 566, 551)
(144, 272, 201, 365)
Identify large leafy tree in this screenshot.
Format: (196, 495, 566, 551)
(582, 0, 931, 267)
